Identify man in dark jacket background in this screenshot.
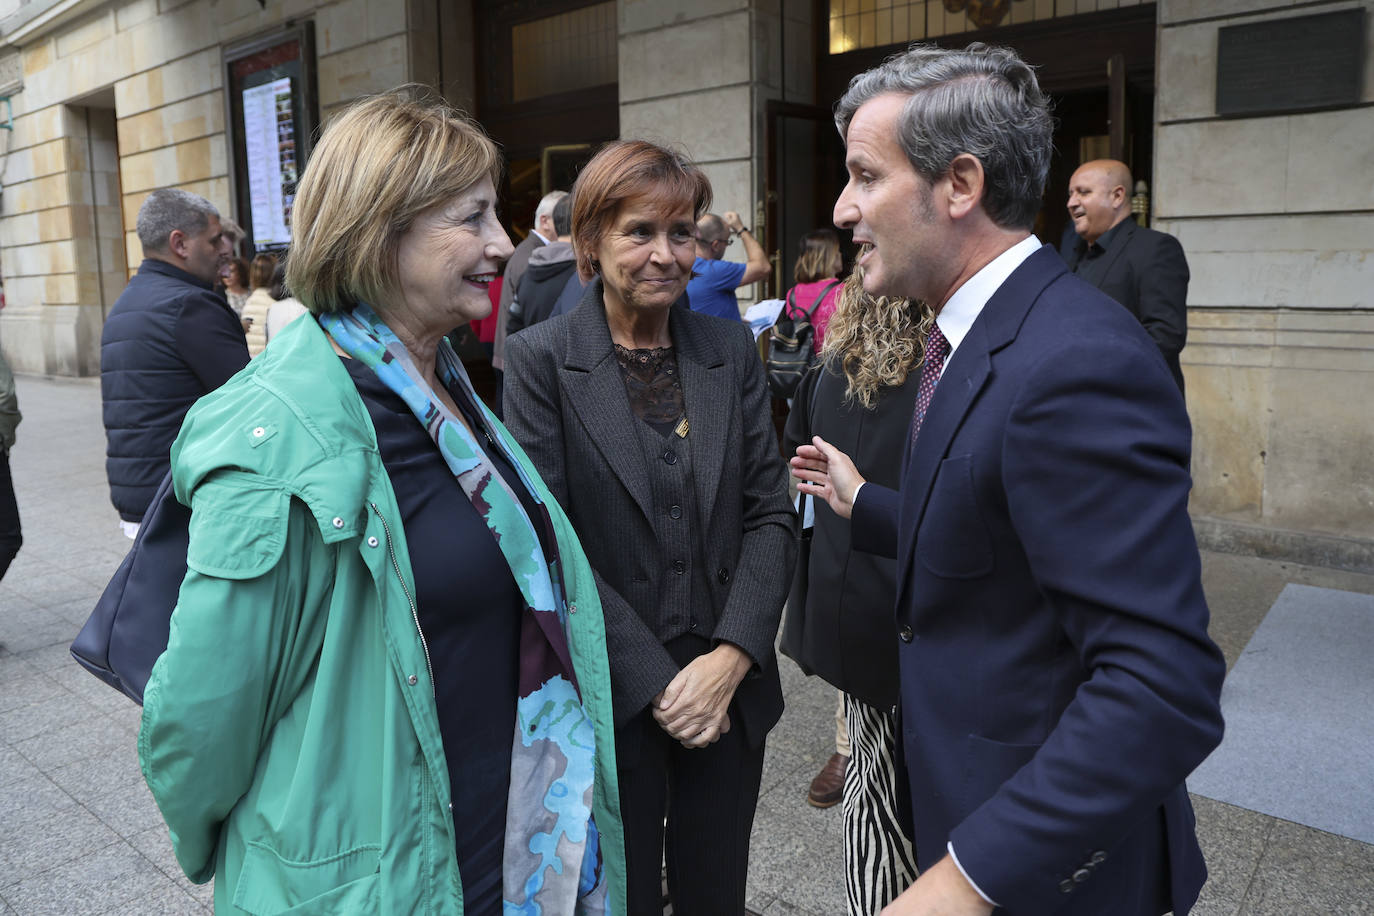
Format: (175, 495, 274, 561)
(506, 194, 581, 338)
(100, 188, 248, 536)
(1064, 159, 1190, 394)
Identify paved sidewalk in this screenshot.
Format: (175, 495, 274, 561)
(1, 373, 1371, 915)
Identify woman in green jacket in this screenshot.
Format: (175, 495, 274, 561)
(138, 91, 626, 915)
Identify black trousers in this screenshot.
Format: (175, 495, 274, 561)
(0, 451, 21, 581)
(617, 636, 766, 916)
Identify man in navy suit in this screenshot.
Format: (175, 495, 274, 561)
(791, 44, 1225, 915)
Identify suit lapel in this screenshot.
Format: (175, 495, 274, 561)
(672, 307, 728, 533)
(896, 337, 991, 600)
(560, 280, 655, 522)
(896, 246, 1066, 601)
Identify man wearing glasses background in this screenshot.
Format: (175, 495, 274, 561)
(686, 211, 771, 320)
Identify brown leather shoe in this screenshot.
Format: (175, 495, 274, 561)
(806, 752, 849, 808)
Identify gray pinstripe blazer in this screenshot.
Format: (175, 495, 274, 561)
(503, 279, 795, 741)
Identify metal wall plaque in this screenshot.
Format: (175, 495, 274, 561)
(1216, 9, 1366, 117)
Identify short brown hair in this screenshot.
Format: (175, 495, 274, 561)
(570, 140, 712, 281)
(249, 253, 277, 289)
(286, 88, 502, 315)
(228, 257, 249, 287)
(794, 229, 842, 284)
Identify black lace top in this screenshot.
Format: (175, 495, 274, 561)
(613, 344, 685, 438)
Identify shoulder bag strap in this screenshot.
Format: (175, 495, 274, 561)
(802, 279, 841, 319)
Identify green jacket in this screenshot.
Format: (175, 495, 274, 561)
(138, 315, 626, 915)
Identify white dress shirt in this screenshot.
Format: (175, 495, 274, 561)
(934, 234, 1042, 378)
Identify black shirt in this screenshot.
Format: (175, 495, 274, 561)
(1071, 216, 1133, 288)
(343, 356, 524, 916)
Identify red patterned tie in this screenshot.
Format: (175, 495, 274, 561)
(910, 325, 951, 446)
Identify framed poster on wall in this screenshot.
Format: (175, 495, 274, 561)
(225, 24, 318, 255)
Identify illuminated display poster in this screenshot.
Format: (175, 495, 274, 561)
(242, 77, 296, 247)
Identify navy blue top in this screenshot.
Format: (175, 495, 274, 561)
(344, 356, 523, 915)
(100, 259, 249, 521)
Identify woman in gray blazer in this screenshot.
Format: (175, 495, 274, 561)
(504, 140, 795, 915)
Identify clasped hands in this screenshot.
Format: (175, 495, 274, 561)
(652, 642, 751, 749)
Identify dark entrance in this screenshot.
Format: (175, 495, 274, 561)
(457, 0, 619, 407)
(789, 4, 1158, 256)
(474, 0, 619, 239)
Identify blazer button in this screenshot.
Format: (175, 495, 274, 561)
(1090, 850, 1107, 865)
(662, 449, 678, 465)
(1059, 879, 1074, 894)
(1072, 868, 1091, 884)
(669, 505, 683, 519)
(717, 567, 729, 584)
(899, 626, 913, 643)
(673, 560, 685, 575)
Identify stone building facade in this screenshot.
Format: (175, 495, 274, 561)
(0, 0, 1368, 564)
(1153, 0, 1374, 569)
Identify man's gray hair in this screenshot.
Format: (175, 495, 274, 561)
(535, 189, 568, 224)
(136, 188, 220, 253)
(835, 42, 1053, 231)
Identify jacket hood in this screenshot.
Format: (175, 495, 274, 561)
(526, 241, 576, 277)
(171, 314, 377, 543)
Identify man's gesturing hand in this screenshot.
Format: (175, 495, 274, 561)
(790, 436, 866, 520)
(881, 855, 995, 916)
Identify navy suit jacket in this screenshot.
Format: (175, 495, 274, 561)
(853, 246, 1225, 915)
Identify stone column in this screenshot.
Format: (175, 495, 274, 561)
(619, 0, 801, 305)
(1155, 0, 1374, 564)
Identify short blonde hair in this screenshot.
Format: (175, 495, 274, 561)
(286, 89, 502, 315)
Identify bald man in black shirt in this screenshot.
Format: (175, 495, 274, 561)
(1065, 160, 1190, 394)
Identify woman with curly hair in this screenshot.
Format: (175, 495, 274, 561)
(783, 254, 933, 915)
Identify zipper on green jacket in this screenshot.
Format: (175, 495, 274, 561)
(370, 502, 435, 697)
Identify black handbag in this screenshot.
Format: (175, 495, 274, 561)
(70, 470, 189, 704)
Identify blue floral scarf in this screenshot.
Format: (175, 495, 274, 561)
(319, 304, 608, 915)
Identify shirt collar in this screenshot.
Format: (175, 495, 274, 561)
(1085, 215, 1132, 255)
(531, 228, 551, 246)
(936, 235, 1042, 358)
(139, 257, 215, 291)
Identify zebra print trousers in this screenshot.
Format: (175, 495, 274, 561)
(842, 694, 918, 915)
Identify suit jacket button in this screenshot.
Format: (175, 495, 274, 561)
(1090, 850, 1107, 865)
(899, 626, 913, 643)
(663, 449, 678, 465)
(673, 560, 685, 575)
(1059, 878, 1074, 894)
(669, 505, 682, 519)
(717, 567, 729, 583)
(1072, 868, 1091, 884)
